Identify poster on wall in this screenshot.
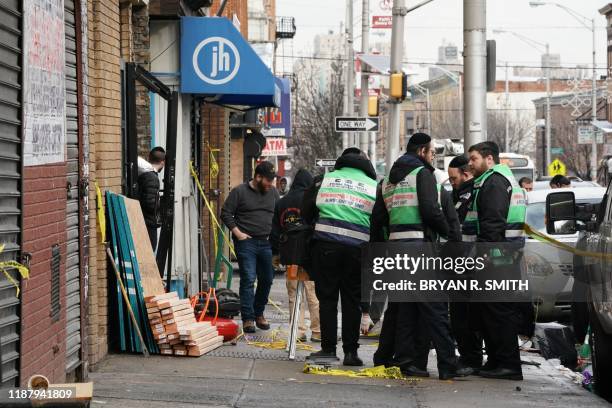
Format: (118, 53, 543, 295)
(23, 0, 66, 166)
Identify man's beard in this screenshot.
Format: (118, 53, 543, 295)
(256, 179, 268, 193)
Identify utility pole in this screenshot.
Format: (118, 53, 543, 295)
(360, 0, 371, 156)
(463, 0, 487, 151)
(545, 43, 552, 171)
(590, 17, 598, 181)
(386, 0, 407, 174)
(505, 61, 509, 152)
(345, 0, 356, 148)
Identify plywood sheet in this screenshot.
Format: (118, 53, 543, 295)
(124, 197, 165, 297)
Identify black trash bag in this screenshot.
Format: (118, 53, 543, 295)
(534, 322, 578, 370)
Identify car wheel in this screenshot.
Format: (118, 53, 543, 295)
(589, 304, 612, 402)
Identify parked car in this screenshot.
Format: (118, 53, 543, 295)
(525, 187, 605, 321)
(545, 187, 612, 401)
(532, 177, 601, 191)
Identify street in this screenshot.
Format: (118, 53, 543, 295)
(88, 276, 607, 408)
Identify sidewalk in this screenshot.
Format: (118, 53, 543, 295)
(89, 274, 608, 408)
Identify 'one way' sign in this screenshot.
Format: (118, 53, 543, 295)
(335, 117, 379, 132)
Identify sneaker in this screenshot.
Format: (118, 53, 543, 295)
(297, 334, 307, 342)
(310, 334, 322, 342)
(255, 316, 270, 330)
(243, 320, 256, 334)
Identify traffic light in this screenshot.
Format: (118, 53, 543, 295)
(390, 73, 407, 100)
(368, 96, 379, 116)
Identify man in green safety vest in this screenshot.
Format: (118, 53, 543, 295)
(465, 141, 526, 381)
(371, 133, 472, 380)
(302, 148, 377, 366)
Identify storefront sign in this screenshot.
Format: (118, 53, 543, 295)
(261, 138, 287, 156)
(23, 0, 66, 166)
(180, 17, 280, 108)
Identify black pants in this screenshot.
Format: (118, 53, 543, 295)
(450, 302, 483, 367)
(312, 240, 362, 353)
(477, 302, 522, 371)
(147, 225, 158, 253)
(375, 301, 457, 373)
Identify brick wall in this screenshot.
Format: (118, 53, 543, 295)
(20, 164, 68, 386)
(132, 5, 151, 157)
(86, 0, 123, 369)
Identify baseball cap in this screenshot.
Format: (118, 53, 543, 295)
(255, 161, 276, 180)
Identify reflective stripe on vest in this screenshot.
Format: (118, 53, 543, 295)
(314, 166, 377, 246)
(382, 166, 441, 242)
(462, 164, 526, 243)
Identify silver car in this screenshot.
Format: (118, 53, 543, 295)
(525, 187, 605, 321)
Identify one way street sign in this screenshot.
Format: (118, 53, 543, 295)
(335, 116, 380, 132)
(315, 159, 336, 167)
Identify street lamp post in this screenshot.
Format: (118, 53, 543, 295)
(493, 29, 552, 165)
(529, 1, 599, 181)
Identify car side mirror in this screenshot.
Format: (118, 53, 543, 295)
(546, 191, 576, 235)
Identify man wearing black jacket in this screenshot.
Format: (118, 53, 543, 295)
(302, 148, 377, 366)
(271, 169, 321, 342)
(372, 133, 471, 380)
(137, 147, 166, 252)
(446, 155, 483, 371)
(466, 141, 524, 380)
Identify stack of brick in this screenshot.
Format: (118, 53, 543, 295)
(145, 292, 223, 356)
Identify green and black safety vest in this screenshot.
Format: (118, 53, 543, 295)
(314, 167, 377, 246)
(462, 164, 526, 243)
(382, 166, 441, 242)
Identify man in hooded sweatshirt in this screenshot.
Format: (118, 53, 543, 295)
(302, 148, 377, 366)
(137, 147, 166, 252)
(271, 169, 321, 342)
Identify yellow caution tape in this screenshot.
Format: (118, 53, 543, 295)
(0, 244, 29, 298)
(207, 143, 220, 180)
(524, 223, 612, 261)
(244, 328, 315, 351)
(95, 181, 106, 244)
(303, 364, 414, 380)
(189, 161, 236, 257)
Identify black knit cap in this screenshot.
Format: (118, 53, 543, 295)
(408, 132, 431, 147)
(449, 155, 469, 169)
(254, 161, 276, 180)
(341, 147, 362, 156)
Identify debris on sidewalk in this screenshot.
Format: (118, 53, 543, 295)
(303, 363, 416, 381)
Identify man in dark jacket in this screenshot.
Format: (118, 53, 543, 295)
(271, 170, 321, 342)
(448, 155, 474, 224)
(302, 148, 377, 366)
(466, 141, 524, 380)
(446, 155, 483, 371)
(137, 147, 166, 251)
(372, 133, 471, 380)
(221, 161, 280, 334)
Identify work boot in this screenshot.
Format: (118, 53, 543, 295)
(307, 349, 339, 361)
(255, 316, 270, 330)
(343, 351, 364, 366)
(401, 365, 430, 378)
(439, 365, 474, 380)
(478, 367, 523, 381)
(243, 320, 256, 334)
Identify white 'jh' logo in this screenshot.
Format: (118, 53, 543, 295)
(192, 36, 240, 85)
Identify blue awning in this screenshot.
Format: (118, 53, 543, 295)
(180, 17, 280, 108)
